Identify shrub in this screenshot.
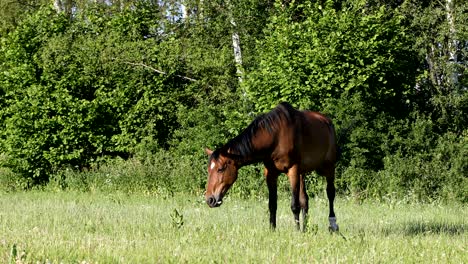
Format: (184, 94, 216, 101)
(245, 1, 417, 113)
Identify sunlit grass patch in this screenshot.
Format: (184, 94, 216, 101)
(0, 192, 466, 263)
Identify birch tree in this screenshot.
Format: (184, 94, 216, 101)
(445, 0, 459, 88)
(52, 0, 78, 15)
(414, 0, 466, 92)
(222, 0, 245, 99)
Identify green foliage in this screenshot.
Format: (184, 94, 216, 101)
(0, 3, 238, 184)
(0, 163, 28, 192)
(0, 0, 466, 204)
(376, 128, 468, 203)
(170, 208, 184, 229)
(317, 91, 467, 203)
(401, 0, 468, 132)
(0, 0, 49, 36)
(245, 1, 417, 113)
(0, 8, 71, 184)
(49, 152, 205, 196)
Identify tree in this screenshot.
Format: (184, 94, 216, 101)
(386, 0, 466, 135)
(0, 0, 266, 183)
(245, 1, 418, 114)
(0, 0, 49, 35)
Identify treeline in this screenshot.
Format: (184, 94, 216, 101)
(0, 0, 466, 202)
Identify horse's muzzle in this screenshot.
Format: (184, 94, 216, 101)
(206, 195, 223, 208)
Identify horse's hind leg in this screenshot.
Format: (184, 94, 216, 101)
(323, 165, 339, 232)
(299, 173, 309, 232)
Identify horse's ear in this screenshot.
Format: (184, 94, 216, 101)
(204, 148, 213, 156)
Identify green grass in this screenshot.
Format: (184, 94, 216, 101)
(0, 191, 466, 263)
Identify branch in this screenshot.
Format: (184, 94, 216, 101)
(123, 61, 198, 82)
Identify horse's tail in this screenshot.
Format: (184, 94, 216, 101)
(327, 121, 342, 164)
(336, 145, 343, 163)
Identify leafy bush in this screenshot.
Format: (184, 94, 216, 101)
(0, 1, 466, 205)
(0, 4, 237, 184)
(376, 129, 467, 203)
(245, 1, 417, 113)
(50, 152, 205, 195)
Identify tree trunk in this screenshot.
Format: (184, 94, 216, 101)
(445, 0, 458, 88)
(53, 0, 72, 16)
(53, 0, 63, 13)
(231, 18, 244, 85)
(226, 0, 244, 88)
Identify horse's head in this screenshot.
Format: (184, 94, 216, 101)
(204, 148, 239, 208)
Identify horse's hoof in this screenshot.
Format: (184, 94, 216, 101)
(328, 217, 339, 232)
(328, 225, 339, 232)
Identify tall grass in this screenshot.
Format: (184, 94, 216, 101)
(0, 191, 466, 263)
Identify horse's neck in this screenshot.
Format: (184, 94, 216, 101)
(237, 128, 275, 167)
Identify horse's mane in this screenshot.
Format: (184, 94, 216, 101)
(211, 102, 296, 162)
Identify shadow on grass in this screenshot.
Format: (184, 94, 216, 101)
(382, 221, 466, 236)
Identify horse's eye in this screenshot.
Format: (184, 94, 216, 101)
(217, 164, 227, 173)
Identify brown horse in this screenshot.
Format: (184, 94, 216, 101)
(204, 102, 339, 231)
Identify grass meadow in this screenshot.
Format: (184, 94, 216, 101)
(0, 191, 466, 263)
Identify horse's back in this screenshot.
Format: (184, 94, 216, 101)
(297, 110, 337, 172)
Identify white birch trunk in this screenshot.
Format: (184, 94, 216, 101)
(231, 18, 244, 85)
(446, 0, 458, 88)
(226, 0, 243, 87)
(53, 0, 63, 13)
(181, 4, 188, 20)
(120, 0, 125, 12)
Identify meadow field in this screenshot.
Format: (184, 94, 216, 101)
(0, 191, 466, 263)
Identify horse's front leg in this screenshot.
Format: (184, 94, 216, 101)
(264, 168, 279, 229)
(287, 165, 301, 231)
